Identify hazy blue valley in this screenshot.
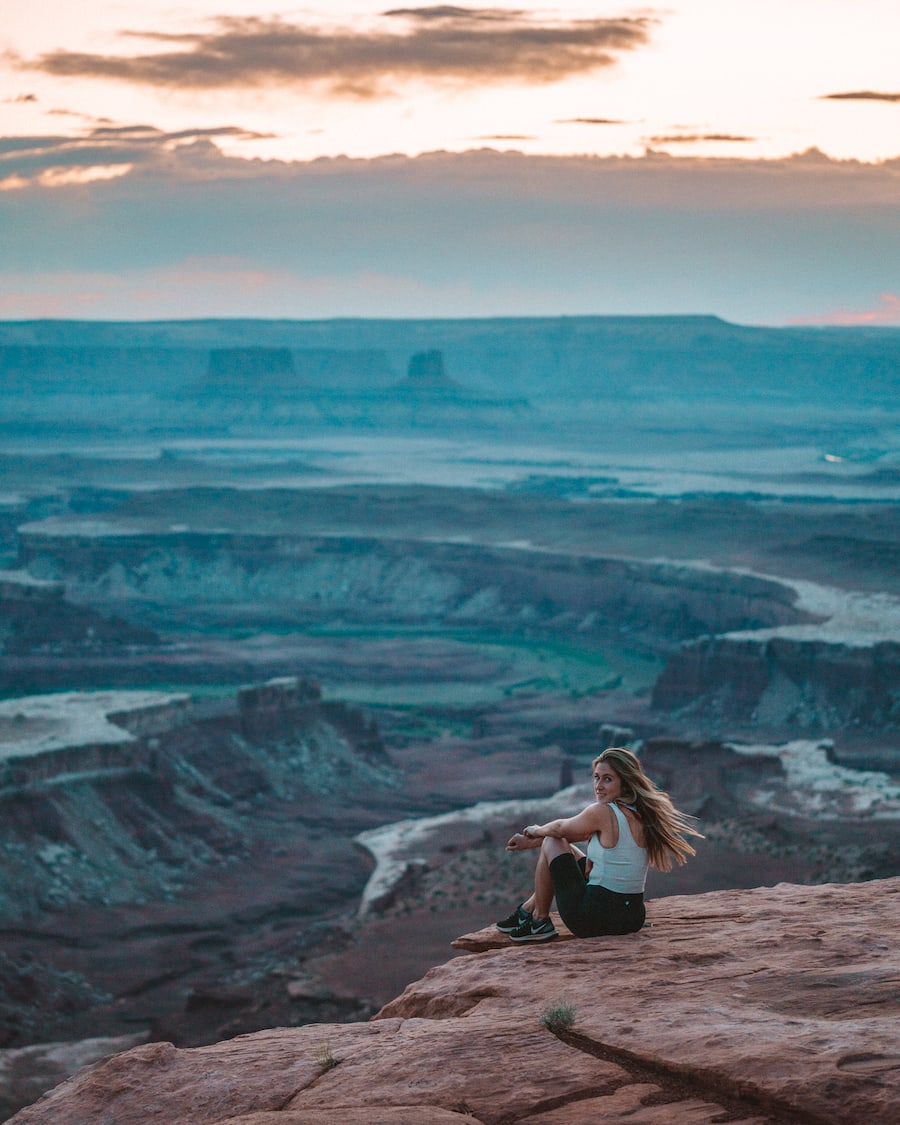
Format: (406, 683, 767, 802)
(1, 315, 899, 1119)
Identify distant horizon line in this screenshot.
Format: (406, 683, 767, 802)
(2, 313, 899, 331)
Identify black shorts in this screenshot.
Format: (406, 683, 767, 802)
(549, 853, 645, 938)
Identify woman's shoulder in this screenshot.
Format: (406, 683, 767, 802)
(614, 801, 646, 847)
(578, 801, 613, 827)
(585, 801, 618, 828)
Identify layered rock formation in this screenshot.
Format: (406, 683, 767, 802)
(654, 633, 900, 731)
(14, 527, 809, 648)
(0, 688, 190, 790)
(0, 675, 404, 1087)
(0, 678, 390, 924)
(653, 580, 900, 733)
(401, 350, 465, 392)
(9, 878, 899, 1124)
(0, 570, 158, 658)
(200, 348, 395, 395)
(2, 316, 898, 407)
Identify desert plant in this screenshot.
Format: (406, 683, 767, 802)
(315, 1043, 339, 1071)
(540, 997, 576, 1034)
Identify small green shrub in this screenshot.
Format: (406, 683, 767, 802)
(316, 1043, 339, 1071)
(540, 998, 576, 1034)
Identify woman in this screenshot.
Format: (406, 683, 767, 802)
(496, 747, 702, 942)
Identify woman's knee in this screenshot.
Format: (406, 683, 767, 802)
(541, 836, 571, 861)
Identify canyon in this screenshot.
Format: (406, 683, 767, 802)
(0, 315, 898, 1120)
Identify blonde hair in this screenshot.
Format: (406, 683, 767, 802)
(594, 747, 704, 872)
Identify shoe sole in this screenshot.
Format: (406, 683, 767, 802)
(509, 930, 557, 942)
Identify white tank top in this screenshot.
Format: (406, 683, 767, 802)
(586, 802, 649, 894)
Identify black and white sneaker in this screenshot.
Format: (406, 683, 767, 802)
(508, 915, 558, 942)
(496, 904, 532, 933)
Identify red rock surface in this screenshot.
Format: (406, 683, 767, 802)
(10, 878, 899, 1125)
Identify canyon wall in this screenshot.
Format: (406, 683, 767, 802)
(653, 634, 900, 732)
(15, 529, 809, 646)
(0, 679, 389, 923)
(0, 570, 158, 656)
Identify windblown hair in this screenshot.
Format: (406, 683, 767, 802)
(595, 747, 704, 872)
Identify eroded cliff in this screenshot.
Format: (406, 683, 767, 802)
(653, 580, 900, 734)
(0, 677, 398, 1065)
(15, 525, 808, 647)
(0, 678, 390, 924)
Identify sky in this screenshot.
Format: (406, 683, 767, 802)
(1, 2, 899, 324)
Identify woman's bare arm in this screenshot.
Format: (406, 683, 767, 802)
(523, 803, 610, 844)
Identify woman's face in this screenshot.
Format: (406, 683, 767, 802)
(593, 762, 623, 803)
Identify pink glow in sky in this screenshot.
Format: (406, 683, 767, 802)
(1, 3, 899, 322)
(4, 1, 900, 162)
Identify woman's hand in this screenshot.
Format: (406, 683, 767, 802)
(506, 832, 538, 851)
(522, 824, 543, 838)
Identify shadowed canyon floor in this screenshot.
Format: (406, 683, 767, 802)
(8, 878, 900, 1125)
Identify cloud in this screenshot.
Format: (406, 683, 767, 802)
(383, 6, 514, 19)
(0, 124, 269, 188)
(2, 146, 899, 323)
(0, 164, 133, 192)
(475, 133, 535, 141)
(3, 134, 900, 206)
(820, 91, 900, 103)
(557, 117, 627, 125)
(645, 133, 756, 145)
(790, 292, 900, 326)
(13, 8, 654, 97)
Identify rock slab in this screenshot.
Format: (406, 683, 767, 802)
(9, 878, 900, 1125)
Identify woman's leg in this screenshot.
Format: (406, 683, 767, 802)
(507, 843, 585, 917)
(533, 837, 578, 919)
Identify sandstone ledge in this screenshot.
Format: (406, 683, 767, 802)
(10, 878, 899, 1125)
(451, 911, 578, 951)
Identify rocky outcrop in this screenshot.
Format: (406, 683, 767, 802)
(0, 569, 158, 658)
(654, 633, 900, 731)
(401, 350, 462, 392)
(0, 1032, 148, 1122)
(0, 690, 197, 803)
(381, 350, 530, 426)
(0, 689, 192, 790)
(0, 676, 397, 1077)
(9, 878, 899, 1124)
(653, 591, 900, 736)
(653, 574, 900, 733)
(0, 678, 390, 922)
